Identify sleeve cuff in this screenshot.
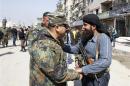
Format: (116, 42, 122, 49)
(82, 66, 88, 75)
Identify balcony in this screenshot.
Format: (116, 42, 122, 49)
(98, 11, 112, 19)
(101, 0, 112, 4)
(113, 3, 130, 11)
(101, 0, 112, 12)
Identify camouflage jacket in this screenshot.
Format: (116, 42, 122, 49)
(0, 27, 9, 36)
(28, 26, 80, 86)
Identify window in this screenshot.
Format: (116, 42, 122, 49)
(96, 9, 99, 14)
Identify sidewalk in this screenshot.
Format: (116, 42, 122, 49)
(110, 37, 130, 86)
(114, 37, 130, 53)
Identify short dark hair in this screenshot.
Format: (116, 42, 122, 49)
(43, 12, 50, 17)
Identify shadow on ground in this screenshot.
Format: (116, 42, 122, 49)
(0, 52, 14, 57)
(116, 41, 130, 47)
(0, 44, 21, 48)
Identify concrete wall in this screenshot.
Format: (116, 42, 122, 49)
(88, 0, 101, 13)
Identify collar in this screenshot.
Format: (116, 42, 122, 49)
(89, 33, 101, 43)
(89, 36, 96, 43)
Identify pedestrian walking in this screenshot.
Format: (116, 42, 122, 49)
(19, 28, 26, 52)
(24, 28, 29, 46)
(11, 26, 17, 46)
(1, 27, 9, 47)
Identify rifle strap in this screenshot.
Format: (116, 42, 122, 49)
(95, 34, 100, 61)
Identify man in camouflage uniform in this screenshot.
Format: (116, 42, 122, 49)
(28, 12, 82, 86)
(1, 18, 9, 47)
(0, 28, 4, 45)
(1, 27, 9, 47)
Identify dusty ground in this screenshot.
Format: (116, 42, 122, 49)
(0, 40, 130, 86)
(112, 49, 130, 69)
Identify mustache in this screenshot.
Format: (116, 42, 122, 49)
(81, 29, 91, 36)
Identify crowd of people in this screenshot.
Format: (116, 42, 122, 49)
(0, 25, 31, 52)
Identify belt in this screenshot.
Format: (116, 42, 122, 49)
(86, 68, 110, 78)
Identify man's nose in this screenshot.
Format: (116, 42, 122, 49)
(82, 26, 85, 31)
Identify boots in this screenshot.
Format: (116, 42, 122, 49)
(20, 46, 26, 52)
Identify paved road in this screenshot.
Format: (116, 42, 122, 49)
(0, 41, 29, 86)
(0, 40, 130, 86)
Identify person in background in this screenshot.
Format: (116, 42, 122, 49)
(24, 27, 29, 46)
(11, 26, 17, 46)
(19, 28, 26, 52)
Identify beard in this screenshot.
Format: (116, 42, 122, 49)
(81, 27, 94, 46)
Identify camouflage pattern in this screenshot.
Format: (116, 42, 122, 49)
(28, 25, 47, 46)
(28, 28, 80, 86)
(0, 27, 4, 44)
(0, 27, 9, 47)
(47, 12, 67, 25)
(28, 12, 68, 47)
(28, 13, 80, 86)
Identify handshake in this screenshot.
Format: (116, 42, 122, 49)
(75, 56, 94, 68)
(74, 56, 94, 80)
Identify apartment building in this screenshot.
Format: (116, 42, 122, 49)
(98, 0, 130, 36)
(62, 0, 86, 26)
(82, 0, 130, 36)
(61, 0, 130, 36)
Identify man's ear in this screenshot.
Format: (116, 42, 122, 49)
(92, 25, 96, 30)
(55, 26, 60, 32)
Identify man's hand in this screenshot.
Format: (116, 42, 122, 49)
(75, 68, 82, 73)
(79, 74, 83, 80)
(75, 61, 80, 68)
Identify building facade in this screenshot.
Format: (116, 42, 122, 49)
(57, 0, 130, 37)
(98, 0, 130, 36)
(62, 0, 87, 25)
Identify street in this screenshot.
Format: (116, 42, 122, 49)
(0, 39, 130, 86)
(1, 0, 130, 86)
(0, 40, 29, 86)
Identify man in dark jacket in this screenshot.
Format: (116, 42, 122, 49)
(0, 30, 4, 45)
(11, 26, 17, 46)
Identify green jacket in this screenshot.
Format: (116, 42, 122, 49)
(28, 27, 80, 86)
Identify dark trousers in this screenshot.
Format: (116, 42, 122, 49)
(20, 39, 26, 52)
(82, 72, 110, 86)
(13, 36, 17, 46)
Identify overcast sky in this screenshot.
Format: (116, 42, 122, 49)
(0, 0, 59, 26)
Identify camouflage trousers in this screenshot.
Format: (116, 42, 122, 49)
(1, 36, 8, 47)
